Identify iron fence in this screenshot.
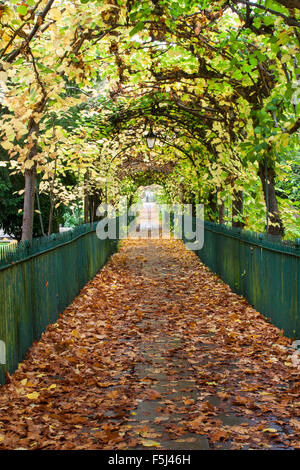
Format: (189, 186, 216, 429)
(0, 222, 119, 384)
(190, 220, 300, 339)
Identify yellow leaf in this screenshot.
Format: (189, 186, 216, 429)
(48, 384, 56, 390)
(72, 329, 80, 338)
(140, 431, 156, 438)
(24, 160, 35, 169)
(141, 439, 161, 448)
(262, 428, 278, 433)
(56, 47, 64, 57)
(0, 435, 4, 443)
(26, 391, 39, 400)
(50, 7, 62, 21)
(1, 140, 13, 150)
(21, 378, 27, 386)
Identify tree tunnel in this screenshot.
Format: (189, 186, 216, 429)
(0, 0, 298, 240)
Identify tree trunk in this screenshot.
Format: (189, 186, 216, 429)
(207, 192, 217, 222)
(48, 157, 57, 236)
(232, 190, 244, 229)
(21, 117, 41, 241)
(35, 182, 45, 237)
(258, 160, 284, 237)
(218, 199, 225, 225)
(48, 197, 54, 236)
(84, 170, 89, 224)
(22, 167, 37, 242)
(90, 192, 101, 224)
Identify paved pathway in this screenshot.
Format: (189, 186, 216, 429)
(0, 236, 299, 449)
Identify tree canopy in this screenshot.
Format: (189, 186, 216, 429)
(0, 0, 299, 239)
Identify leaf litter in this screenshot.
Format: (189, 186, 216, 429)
(0, 238, 299, 450)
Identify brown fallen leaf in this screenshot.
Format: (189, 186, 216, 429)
(144, 389, 161, 400)
(209, 430, 229, 443)
(289, 418, 300, 430)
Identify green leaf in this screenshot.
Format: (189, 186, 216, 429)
(263, 16, 274, 27)
(129, 22, 145, 37)
(17, 5, 28, 15)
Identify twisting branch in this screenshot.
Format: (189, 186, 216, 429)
(275, 0, 300, 10)
(0, 0, 43, 60)
(4, 0, 56, 64)
(28, 48, 47, 103)
(230, 0, 300, 28)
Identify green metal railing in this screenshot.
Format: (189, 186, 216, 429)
(0, 223, 101, 270)
(1, 214, 299, 385)
(0, 221, 119, 385)
(186, 220, 300, 339)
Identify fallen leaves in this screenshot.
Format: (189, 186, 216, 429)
(48, 384, 57, 391)
(140, 439, 161, 448)
(26, 392, 40, 400)
(209, 430, 229, 443)
(143, 389, 161, 400)
(96, 382, 114, 388)
(0, 238, 298, 450)
(262, 428, 278, 433)
(289, 418, 300, 430)
(189, 415, 206, 431)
